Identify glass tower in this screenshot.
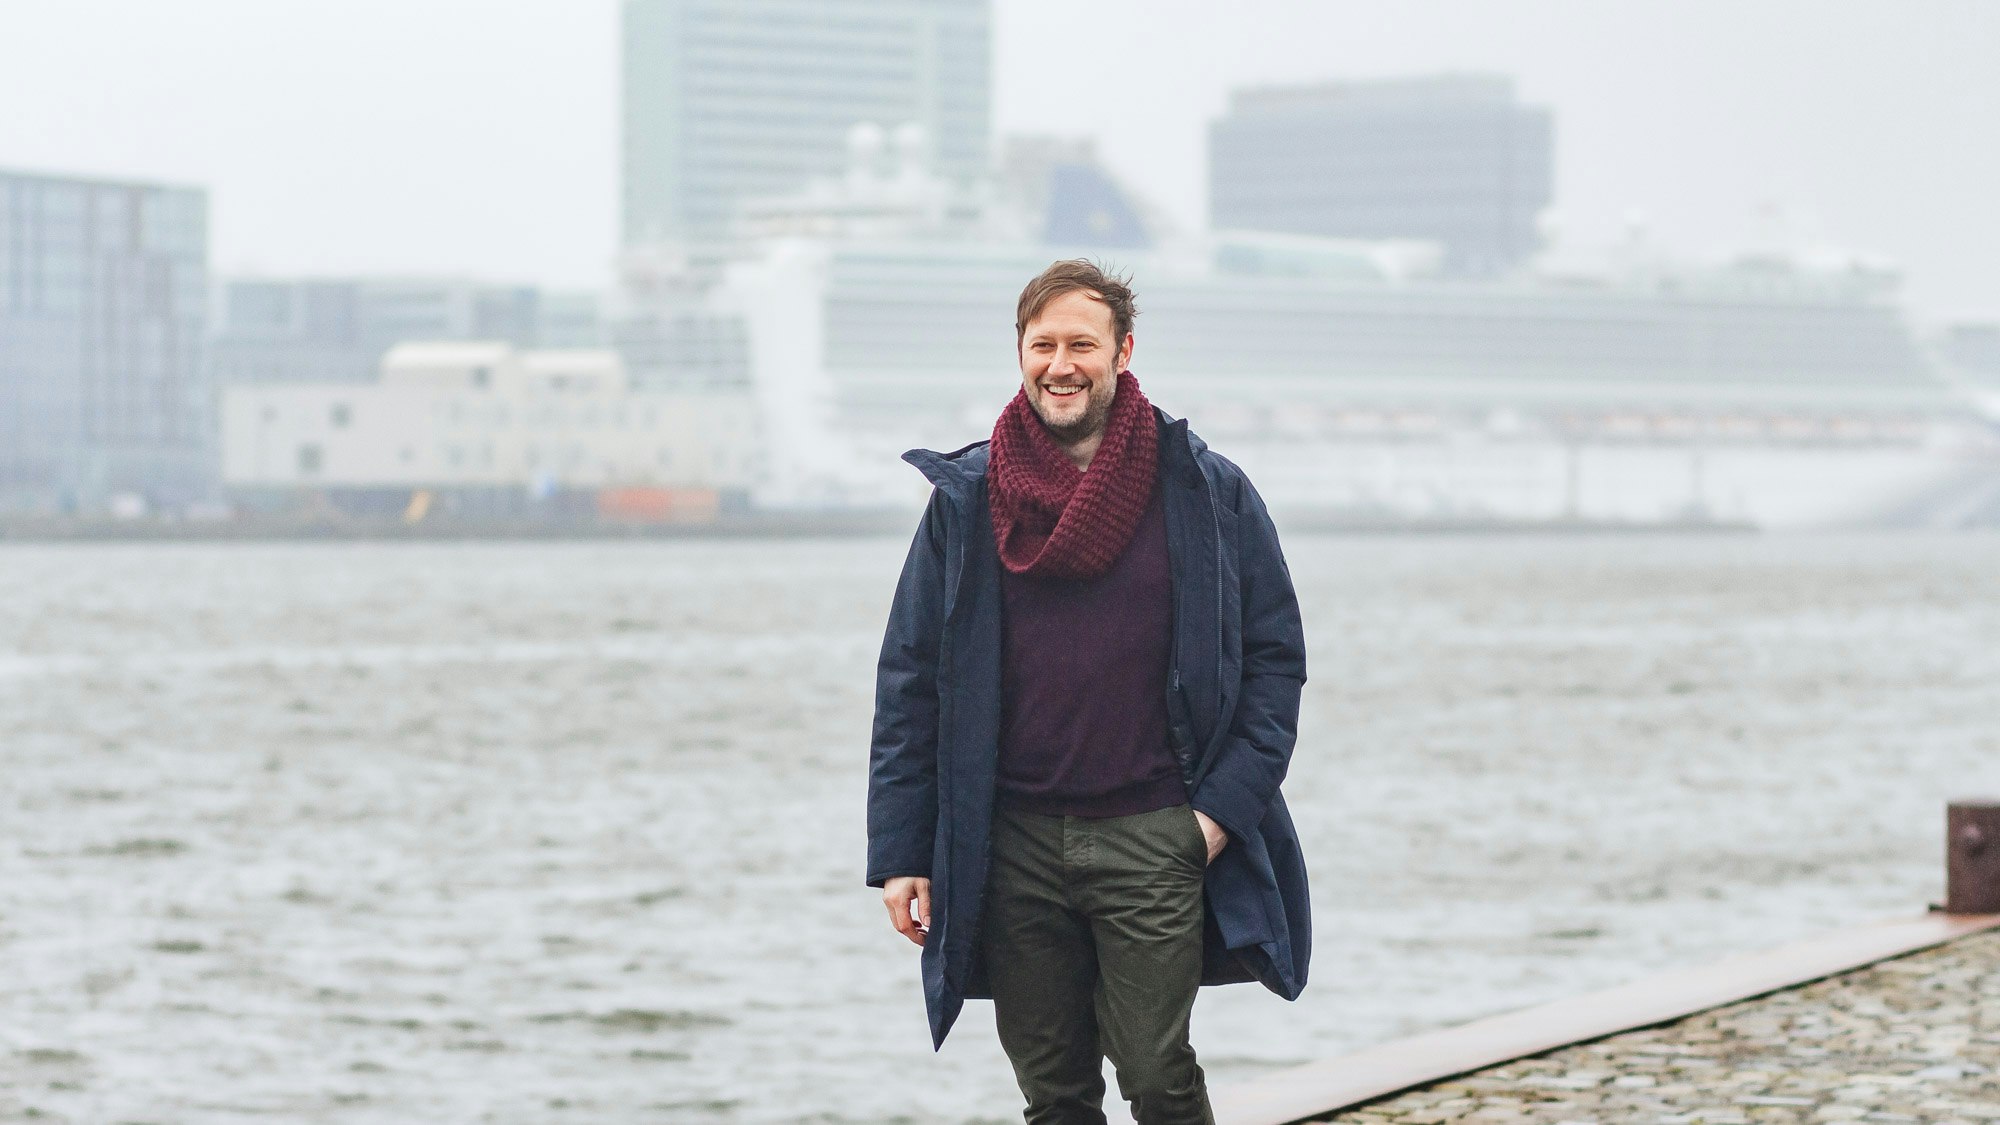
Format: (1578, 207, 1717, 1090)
(1210, 75, 1554, 277)
(0, 168, 209, 511)
(621, 0, 992, 247)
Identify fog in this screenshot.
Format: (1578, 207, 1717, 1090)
(1, 0, 1995, 318)
(5, 5, 2000, 1120)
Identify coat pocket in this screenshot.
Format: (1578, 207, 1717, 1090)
(1203, 823, 1278, 949)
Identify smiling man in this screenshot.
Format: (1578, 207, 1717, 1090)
(868, 260, 1311, 1125)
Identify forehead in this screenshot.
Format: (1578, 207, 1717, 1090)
(1024, 289, 1115, 338)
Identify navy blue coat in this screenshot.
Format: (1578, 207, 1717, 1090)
(867, 410, 1310, 1048)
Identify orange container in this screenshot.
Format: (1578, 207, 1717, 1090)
(595, 487, 720, 524)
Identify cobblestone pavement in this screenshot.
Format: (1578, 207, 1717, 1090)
(1309, 930, 2000, 1125)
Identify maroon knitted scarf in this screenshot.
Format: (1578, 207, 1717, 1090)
(988, 370, 1158, 580)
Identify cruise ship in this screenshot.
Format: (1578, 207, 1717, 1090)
(640, 129, 1999, 529)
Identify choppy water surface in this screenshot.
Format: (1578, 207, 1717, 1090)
(3, 532, 1997, 1123)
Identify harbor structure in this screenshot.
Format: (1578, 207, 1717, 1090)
(620, 0, 992, 249)
(208, 276, 604, 388)
(1221, 806, 2000, 1124)
(0, 167, 210, 513)
(1209, 75, 1554, 277)
(1286, 925, 2000, 1124)
(220, 341, 757, 521)
(701, 148, 1989, 526)
(605, 18, 1991, 528)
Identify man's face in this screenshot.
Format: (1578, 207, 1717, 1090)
(1018, 289, 1134, 446)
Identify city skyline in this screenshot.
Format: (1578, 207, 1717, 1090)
(1, 0, 1996, 321)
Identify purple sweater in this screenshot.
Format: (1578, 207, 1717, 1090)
(996, 484, 1186, 818)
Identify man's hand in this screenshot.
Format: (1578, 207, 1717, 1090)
(882, 876, 932, 946)
(1193, 810, 1229, 864)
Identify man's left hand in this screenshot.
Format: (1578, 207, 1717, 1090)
(1193, 810, 1229, 864)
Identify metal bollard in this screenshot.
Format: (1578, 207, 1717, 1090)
(1946, 800, 2000, 915)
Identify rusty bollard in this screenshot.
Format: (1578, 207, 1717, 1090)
(1947, 800, 2000, 914)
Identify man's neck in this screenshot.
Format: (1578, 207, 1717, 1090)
(1060, 430, 1104, 470)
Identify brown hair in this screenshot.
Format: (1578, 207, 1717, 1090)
(1015, 259, 1138, 346)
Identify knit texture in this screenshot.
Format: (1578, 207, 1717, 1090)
(988, 370, 1158, 580)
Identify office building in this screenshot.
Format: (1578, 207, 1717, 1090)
(0, 167, 209, 511)
(209, 277, 605, 387)
(1209, 75, 1553, 275)
(620, 0, 991, 247)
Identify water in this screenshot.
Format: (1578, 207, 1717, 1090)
(2, 532, 1997, 1122)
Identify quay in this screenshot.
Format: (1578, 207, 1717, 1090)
(1217, 802, 2000, 1125)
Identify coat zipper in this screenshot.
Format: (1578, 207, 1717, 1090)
(1185, 452, 1226, 791)
(1204, 456, 1224, 709)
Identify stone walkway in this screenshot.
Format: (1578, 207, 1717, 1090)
(1307, 930, 2000, 1125)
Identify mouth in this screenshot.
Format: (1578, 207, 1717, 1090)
(1041, 383, 1087, 402)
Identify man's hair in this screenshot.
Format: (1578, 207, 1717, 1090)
(1015, 259, 1138, 346)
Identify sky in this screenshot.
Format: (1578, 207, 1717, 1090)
(0, 0, 1994, 320)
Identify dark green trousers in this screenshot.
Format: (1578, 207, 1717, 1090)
(981, 802, 1214, 1125)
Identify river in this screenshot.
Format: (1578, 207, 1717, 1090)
(3, 532, 1996, 1122)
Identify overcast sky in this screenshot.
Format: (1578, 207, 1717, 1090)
(1, 0, 1993, 320)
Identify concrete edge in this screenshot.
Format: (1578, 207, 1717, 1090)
(1213, 912, 2000, 1125)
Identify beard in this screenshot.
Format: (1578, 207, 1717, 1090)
(1030, 378, 1116, 446)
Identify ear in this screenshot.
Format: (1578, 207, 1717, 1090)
(1117, 332, 1135, 372)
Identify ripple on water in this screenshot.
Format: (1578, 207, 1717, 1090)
(3, 534, 1997, 1122)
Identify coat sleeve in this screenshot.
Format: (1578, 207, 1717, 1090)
(865, 491, 949, 888)
(1190, 470, 1307, 846)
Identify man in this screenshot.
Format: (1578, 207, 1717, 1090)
(867, 260, 1310, 1125)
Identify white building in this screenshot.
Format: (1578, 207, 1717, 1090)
(221, 342, 759, 513)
